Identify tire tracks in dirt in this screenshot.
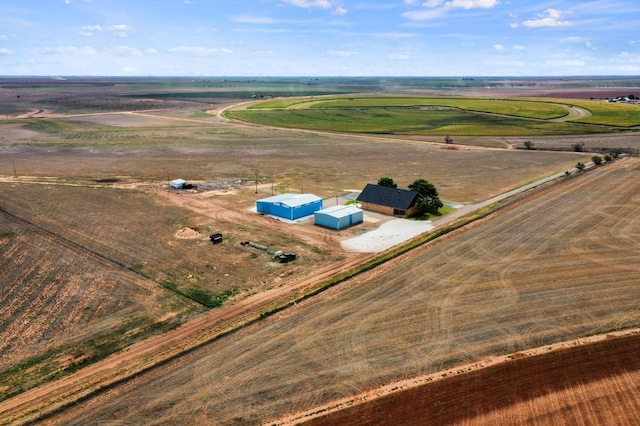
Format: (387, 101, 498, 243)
(0, 248, 374, 425)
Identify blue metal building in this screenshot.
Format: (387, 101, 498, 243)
(314, 205, 364, 230)
(256, 193, 323, 220)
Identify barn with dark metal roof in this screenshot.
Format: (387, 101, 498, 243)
(356, 184, 420, 217)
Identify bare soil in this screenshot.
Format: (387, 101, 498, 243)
(307, 332, 640, 425)
(24, 158, 640, 426)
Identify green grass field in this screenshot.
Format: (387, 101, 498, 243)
(227, 107, 611, 136)
(226, 95, 640, 136)
(532, 98, 640, 127)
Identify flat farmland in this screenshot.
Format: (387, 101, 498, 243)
(0, 114, 587, 204)
(0, 196, 205, 401)
(39, 158, 640, 425)
(0, 181, 342, 401)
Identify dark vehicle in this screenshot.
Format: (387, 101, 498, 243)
(278, 252, 297, 263)
(210, 233, 223, 244)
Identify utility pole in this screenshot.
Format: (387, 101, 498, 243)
(12, 159, 17, 176)
(255, 172, 258, 194)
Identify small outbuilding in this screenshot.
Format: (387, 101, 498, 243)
(356, 184, 420, 217)
(256, 193, 323, 220)
(314, 205, 364, 230)
(170, 178, 187, 189)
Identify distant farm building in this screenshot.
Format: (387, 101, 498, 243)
(356, 184, 420, 217)
(256, 193, 323, 220)
(314, 205, 364, 230)
(170, 178, 187, 189)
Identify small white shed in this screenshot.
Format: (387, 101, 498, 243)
(170, 178, 187, 189)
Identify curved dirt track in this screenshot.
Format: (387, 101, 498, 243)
(306, 332, 640, 425)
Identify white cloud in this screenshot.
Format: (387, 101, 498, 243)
(402, 7, 447, 21)
(522, 9, 573, 28)
(327, 50, 358, 57)
(145, 48, 159, 55)
(418, 0, 500, 9)
(493, 44, 504, 50)
(374, 32, 420, 38)
(333, 6, 347, 16)
(107, 46, 143, 56)
(167, 46, 233, 56)
(232, 15, 277, 24)
(81, 25, 103, 31)
(251, 50, 274, 57)
(79, 25, 102, 36)
(0, 35, 9, 41)
(106, 24, 134, 37)
(445, 0, 499, 9)
(561, 36, 583, 43)
(618, 52, 640, 62)
(78, 24, 132, 37)
(618, 65, 640, 72)
(513, 45, 525, 50)
(283, 0, 332, 10)
(547, 59, 585, 67)
(389, 53, 411, 60)
(39, 46, 97, 55)
(0, 47, 15, 55)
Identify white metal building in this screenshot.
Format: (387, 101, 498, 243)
(314, 204, 364, 230)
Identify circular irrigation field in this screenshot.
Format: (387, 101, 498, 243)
(225, 95, 640, 136)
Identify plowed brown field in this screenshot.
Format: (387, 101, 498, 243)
(32, 158, 640, 425)
(309, 333, 640, 425)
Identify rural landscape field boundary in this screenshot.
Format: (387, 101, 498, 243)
(267, 327, 640, 425)
(0, 158, 585, 426)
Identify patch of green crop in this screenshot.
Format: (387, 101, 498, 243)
(22, 119, 70, 134)
(226, 108, 613, 136)
(528, 98, 640, 126)
(229, 95, 640, 134)
(306, 97, 569, 120)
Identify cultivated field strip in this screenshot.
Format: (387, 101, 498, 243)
(0, 185, 216, 400)
(308, 333, 640, 425)
(38, 158, 640, 425)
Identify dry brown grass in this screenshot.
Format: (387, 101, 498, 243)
(0, 113, 587, 204)
(38, 158, 640, 425)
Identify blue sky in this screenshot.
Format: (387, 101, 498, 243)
(1, 0, 639, 76)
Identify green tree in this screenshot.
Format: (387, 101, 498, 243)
(603, 153, 612, 162)
(576, 162, 586, 172)
(377, 177, 397, 188)
(523, 140, 534, 150)
(591, 155, 603, 166)
(409, 178, 443, 215)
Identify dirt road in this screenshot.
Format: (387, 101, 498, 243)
(0, 249, 373, 425)
(0, 157, 590, 425)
